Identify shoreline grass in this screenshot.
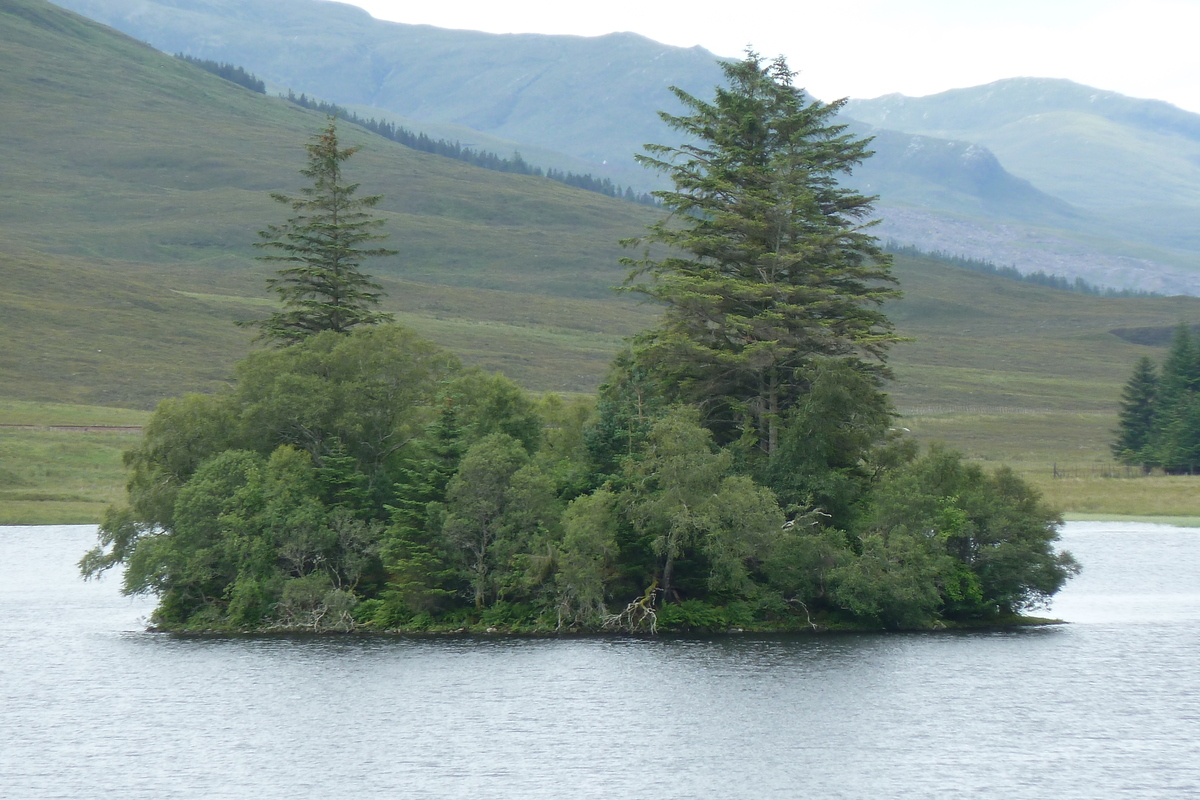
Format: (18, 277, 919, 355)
(1061, 513, 1200, 527)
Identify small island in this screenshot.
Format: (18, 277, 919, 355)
(81, 54, 1079, 634)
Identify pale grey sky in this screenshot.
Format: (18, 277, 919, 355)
(345, 0, 1200, 113)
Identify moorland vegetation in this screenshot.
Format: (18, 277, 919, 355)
(80, 55, 1079, 633)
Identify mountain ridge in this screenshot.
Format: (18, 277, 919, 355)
(47, 0, 1200, 293)
(844, 77, 1200, 211)
(852, 77, 1200, 143)
(49, 0, 730, 188)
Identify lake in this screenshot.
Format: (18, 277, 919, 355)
(1, 522, 1197, 799)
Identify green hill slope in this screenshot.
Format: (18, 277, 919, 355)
(49, 0, 728, 191)
(7, 0, 1200, 521)
(2, 0, 1199, 427)
(0, 2, 650, 297)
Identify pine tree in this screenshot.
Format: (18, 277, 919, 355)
(249, 118, 396, 344)
(315, 442, 374, 517)
(1158, 325, 1200, 404)
(1112, 355, 1158, 469)
(1150, 325, 1200, 472)
(379, 398, 467, 614)
(622, 52, 901, 454)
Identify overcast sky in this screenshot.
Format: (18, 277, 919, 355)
(344, 0, 1200, 113)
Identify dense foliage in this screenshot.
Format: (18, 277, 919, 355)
(82, 55, 1078, 633)
(1113, 326, 1200, 472)
(623, 53, 902, 457)
(247, 119, 396, 343)
(80, 324, 1076, 632)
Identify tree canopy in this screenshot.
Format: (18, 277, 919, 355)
(622, 52, 901, 454)
(248, 118, 396, 344)
(1114, 326, 1200, 473)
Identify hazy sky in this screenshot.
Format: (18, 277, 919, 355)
(345, 0, 1200, 113)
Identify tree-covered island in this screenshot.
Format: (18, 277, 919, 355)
(81, 54, 1078, 633)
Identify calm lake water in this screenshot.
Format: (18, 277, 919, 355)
(1, 522, 1198, 799)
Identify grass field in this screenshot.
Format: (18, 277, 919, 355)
(0, 401, 149, 524)
(4, 399, 1200, 525)
(902, 409, 1200, 519)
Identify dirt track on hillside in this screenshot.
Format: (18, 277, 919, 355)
(0, 424, 142, 433)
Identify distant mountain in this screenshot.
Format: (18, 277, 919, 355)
(848, 126, 1076, 223)
(46, 0, 1072, 223)
(48, 0, 728, 190)
(47, 0, 1200, 293)
(839, 80, 1200, 291)
(845, 78, 1200, 210)
(844, 79, 1200, 254)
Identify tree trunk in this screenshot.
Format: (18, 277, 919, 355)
(661, 551, 675, 606)
(767, 374, 780, 456)
(474, 532, 488, 609)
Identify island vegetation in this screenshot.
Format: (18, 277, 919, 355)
(80, 54, 1079, 634)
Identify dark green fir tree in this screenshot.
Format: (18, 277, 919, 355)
(249, 118, 396, 344)
(622, 52, 901, 455)
(376, 397, 468, 619)
(1150, 326, 1200, 472)
(1112, 355, 1158, 470)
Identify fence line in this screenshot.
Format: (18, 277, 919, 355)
(898, 406, 1050, 417)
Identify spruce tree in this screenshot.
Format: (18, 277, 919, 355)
(622, 52, 901, 454)
(1150, 325, 1200, 471)
(249, 118, 396, 344)
(1157, 325, 1200, 404)
(1112, 356, 1158, 469)
(378, 399, 466, 616)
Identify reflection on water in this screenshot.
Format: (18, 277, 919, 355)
(1, 523, 1197, 799)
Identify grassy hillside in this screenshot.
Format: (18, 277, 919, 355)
(2, 0, 652, 294)
(49, 0, 1200, 297)
(6, 0, 1200, 523)
(50, 0, 728, 191)
(0, 0, 662, 404)
(885, 256, 1200, 411)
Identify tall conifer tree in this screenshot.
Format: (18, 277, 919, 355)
(249, 118, 396, 344)
(622, 53, 901, 454)
(1149, 325, 1200, 471)
(1157, 325, 1200, 404)
(1112, 356, 1158, 469)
